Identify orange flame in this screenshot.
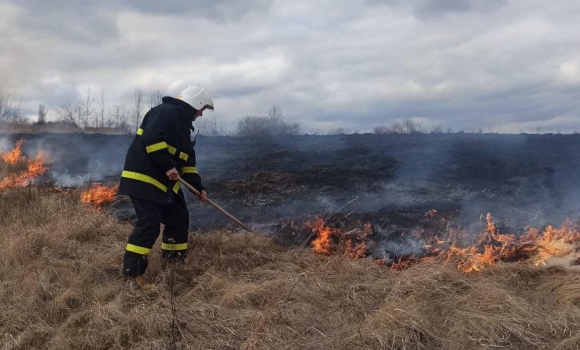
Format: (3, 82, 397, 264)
(0, 149, 48, 191)
(307, 218, 371, 258)
(441, 214, 580, 272)
(80, 183, 119, 208)
(1, 138, 25, 165)
(308, 218, 336, 255)
(309, 212, 580, 273)
(344, 223, 372, 259)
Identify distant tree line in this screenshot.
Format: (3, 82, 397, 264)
(0, 86, 158, 133)
(0, 87, 302, 137)
(54, 86, 162, 133)
(4, 87, 572, 136)
(236, 105, 300, 137)
(373, 119, 428, 134)
(373, 119, 465, 134)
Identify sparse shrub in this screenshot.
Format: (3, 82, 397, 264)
(236, 105, 300, 137)
(196, 115, 230, 136)
(431, 125, 443, 133)
(403, 119, 424, 134)
(373, 125, 390, 134)
(373, 119, 424, 134)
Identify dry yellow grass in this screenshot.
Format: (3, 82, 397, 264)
(0, 186, 580, 349)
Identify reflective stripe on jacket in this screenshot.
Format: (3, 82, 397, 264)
(118, 96, 204, 204)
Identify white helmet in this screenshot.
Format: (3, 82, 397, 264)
(177, 86, 214, 111)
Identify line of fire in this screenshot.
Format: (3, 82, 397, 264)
(2, 136, 579, 274)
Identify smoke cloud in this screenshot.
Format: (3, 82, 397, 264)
(2, 133, 579, 237)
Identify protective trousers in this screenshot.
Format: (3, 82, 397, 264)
(122, 196, 189, 277)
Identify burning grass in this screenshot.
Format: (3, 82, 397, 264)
(304, 214, 580, 273)
(0, 138, 48, 191)
(80, 183, 120, 208)
(1, 187, 580, 349)
(0, 140, 28, 180)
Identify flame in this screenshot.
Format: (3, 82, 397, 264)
(308, 212, 580, 273)
(344, 223, 372, 259)
(0, 148, 48, 191)
(1, 138, 25, 165)
(307, 218, 371, 258)
(80, 183, 119, 208)
(442, 214, 580, 272)
(524, 222, 580, 266)
(308, 218, 336, 255)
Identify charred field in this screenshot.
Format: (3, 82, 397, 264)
(1, 132, 580, 349)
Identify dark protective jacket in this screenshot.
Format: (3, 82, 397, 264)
(118, 96, 205, 204)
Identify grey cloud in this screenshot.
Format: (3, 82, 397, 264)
(9, 1, 119, 44)
(13, 0, 273, 22)
(6, 0, 272, 46)
(121, 0, 273, 19)
(368, 0, 509, 18)
(2, 0, 580, 134)
(412, 0, 509, 17)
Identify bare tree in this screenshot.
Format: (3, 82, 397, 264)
(373, 125, 389, 134)
(37, 104, 47, 125)
(391, 122, 404, 133)
(0, 94, 24, 124)
(111, 105, 121, 128)
(402, 119, 424, 134)
(237, 116, 267, 136)
(197, 115, 229, 136)
(104, 116, 115, 128)
(111, 105, 130, 132)
(268, 105, 283, 121)
(134, 86, 143, 131)
(270, 105, 300, 135)
(79, 86, 96, 128)
(98, 87, 106, 128)
(374, 122, 403, 134)
(149, 90, 163, 108)
(56, 99, 78, 124)
(431, 125, 443, 133)
(374, 120, 428, 134)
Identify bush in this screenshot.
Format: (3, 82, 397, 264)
(236, 105, 300, 137)
(374, 119, 425, 134)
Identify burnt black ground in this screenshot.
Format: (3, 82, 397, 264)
(2, 133, 580, 240)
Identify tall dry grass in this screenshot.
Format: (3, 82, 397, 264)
(0, 186, 580, 349)
(0, 157, 28, 181)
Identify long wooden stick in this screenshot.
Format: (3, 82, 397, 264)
(177, 177, 253, 232)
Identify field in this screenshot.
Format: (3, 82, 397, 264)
(1, 133, 580, 349)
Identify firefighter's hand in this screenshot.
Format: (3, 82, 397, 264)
(166, 167, 179, 181)
(197, 190, 208, 202)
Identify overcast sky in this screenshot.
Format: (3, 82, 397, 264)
(1, 0, 579, 133)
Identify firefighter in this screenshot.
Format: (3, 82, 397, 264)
(118, 85, 213, 290)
